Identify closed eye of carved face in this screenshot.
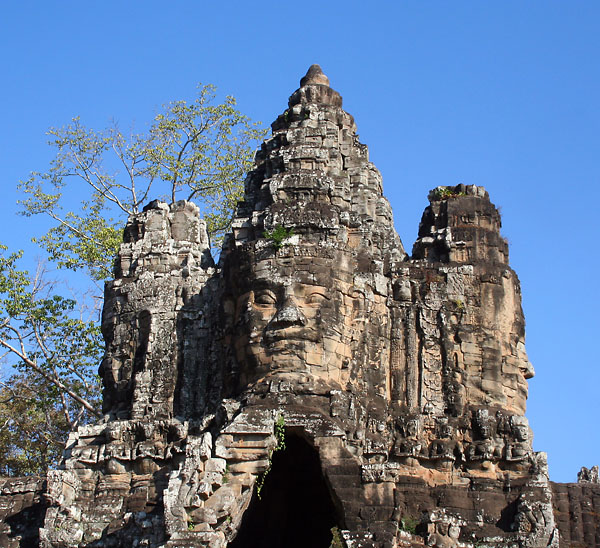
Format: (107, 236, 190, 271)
(253, 290, 277, 307)
(305, 291, 329, 306)
(251, 286, 330, 309)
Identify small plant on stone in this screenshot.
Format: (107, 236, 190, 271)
(187, 519, 195, 531)
(256, 414, 286, 500)
(274, 414, 286, 451)
(222, 462, 230, 484)
(432, 187, 454, 200)
(329, 526, 346, 548)
(453, 298, 465, 312)
(255, 462, 268, 499)
(431, 187, 467, 201)
(263, 225, 294, 249)
(399, 516, 419, 535)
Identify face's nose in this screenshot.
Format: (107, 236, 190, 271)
(516, 341, 535, 379)
(268, 295, 307, 329)
(522, 359, 535, 379)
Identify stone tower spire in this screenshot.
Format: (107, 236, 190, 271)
(299, 63, 330, 86)
(223, 65, 405, 397)
(229, 64, 405, 264)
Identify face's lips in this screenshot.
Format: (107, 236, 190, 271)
(263, 327, 319, 344)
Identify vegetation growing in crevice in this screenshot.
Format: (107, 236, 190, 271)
(263, 225, 295, 250)
(399, 515, 419, 535)
(329, 526, 346, 547)
(431, 187, 467, 201)
(255, 414, 286, 499)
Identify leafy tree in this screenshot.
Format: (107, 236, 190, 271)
(19, 84, 266, 281)
(0, 246, 102, 475)
(0, 374, 73, 476)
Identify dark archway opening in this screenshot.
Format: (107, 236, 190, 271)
(230, 433, 340, 548)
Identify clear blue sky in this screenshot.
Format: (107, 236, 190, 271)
(1, 1, 598, 482)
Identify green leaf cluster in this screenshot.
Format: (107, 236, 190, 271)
(263, 225, 295, 249)
(0, 375, 71, 475)
(329, 526, 346, 548)
(256, 415, 286, 499)
(0, 246, 102, 474)
(399, 516, 419, 535)
(431, 187, 467, 201)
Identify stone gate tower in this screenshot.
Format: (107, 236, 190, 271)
(24, 65, 598, 548)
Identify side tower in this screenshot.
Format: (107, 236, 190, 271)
(386, 185, 556, 547)
(40, 202, 220, 547)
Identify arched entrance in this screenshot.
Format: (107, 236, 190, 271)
(230, 433, 341, 548)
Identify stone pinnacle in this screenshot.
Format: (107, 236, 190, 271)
(300, 64, 330, 87)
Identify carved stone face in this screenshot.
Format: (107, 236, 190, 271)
(510, 415, 530, 442)
(446, 380, 465, 416)
(405, 418, 420, 438)
(229, 247, 366, 388)
(474, 409, 493, 440)
(514, 340, 535, 412)
(480, 275, 535, 415)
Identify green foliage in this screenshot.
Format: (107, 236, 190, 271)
(256, 414, 286, 499)
(399, 516, 419, 535)
(0, 374, 69, 475)
(263, 225, 295, 249)
(0, 246, 102, 474)
(7, 83, 266, 477)
(431, 187, 467, 201)
(222, 462, 230, 484)
(18, 84, 267, 280)
(329, 526, 346, 548)
(453, 298, 465, 311)
(274, 414, 286, 451)
(0, 247, 29, 317)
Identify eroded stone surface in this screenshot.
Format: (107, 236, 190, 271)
(0, 477, 46, 547)
(551, 480, 600, 547)
(2, 65, 597, 547)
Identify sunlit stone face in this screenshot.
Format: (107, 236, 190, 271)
(227, 247, 366, 389)
(478, 275, 535, 415)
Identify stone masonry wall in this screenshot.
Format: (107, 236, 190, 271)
(551, 479, 600, 547)
(0, 477, 46, 547)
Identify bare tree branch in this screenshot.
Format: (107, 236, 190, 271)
(0, 339, 100, 418)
